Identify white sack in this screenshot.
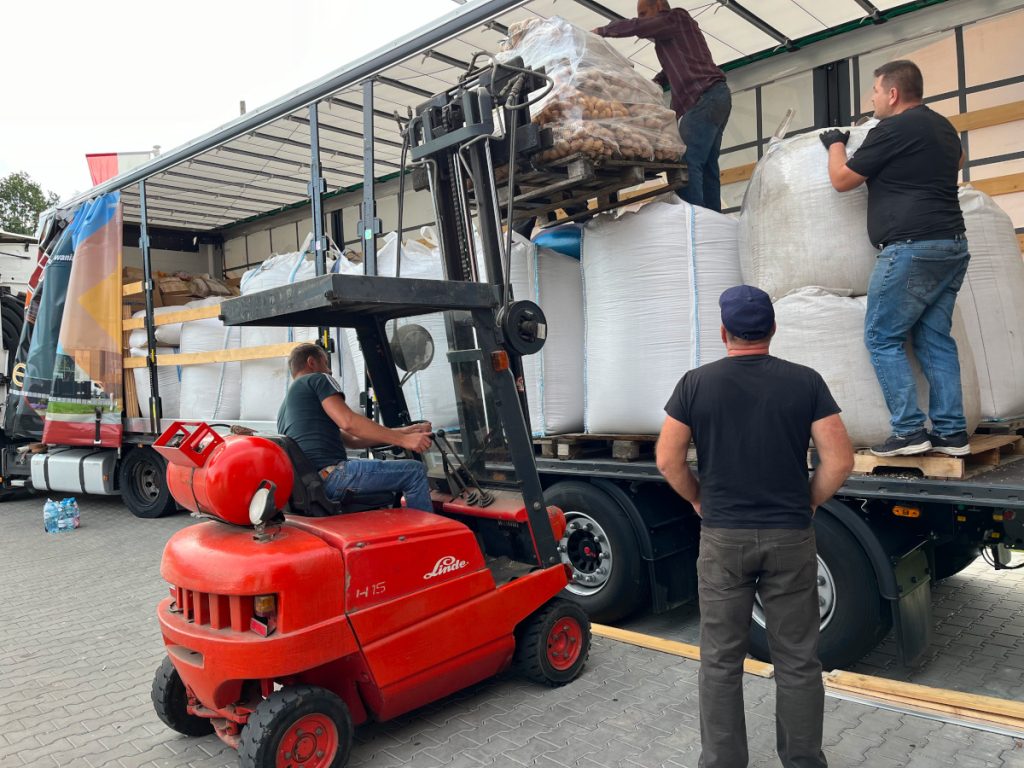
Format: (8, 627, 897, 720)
(509, 237, 585, 436)
(179, 298, 242, 420)
(956, 188, 1024, 420)
(739, 126, 878, 299)
(127, 306, 190, 348)
(771, 287, 981, 448)
(238, 252, 322, 421)
(129, 347, 180, 420)
(582, 199, 742, 434)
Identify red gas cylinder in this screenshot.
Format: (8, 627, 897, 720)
(154, 422, 293, 526)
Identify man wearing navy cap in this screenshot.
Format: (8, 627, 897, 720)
(656, 285, 854, 768)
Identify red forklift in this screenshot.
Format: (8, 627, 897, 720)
(150, 59, 592, 767)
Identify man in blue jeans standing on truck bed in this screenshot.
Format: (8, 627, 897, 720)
(593, 0, 731, 211)
(823, 59, 970, 458)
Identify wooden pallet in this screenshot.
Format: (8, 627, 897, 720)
(974, 416, 1024, 435)
(852, 434, 1024, 479)
(534, 433, 659, 462)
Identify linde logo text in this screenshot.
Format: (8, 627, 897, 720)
(424, 555, 468, 579)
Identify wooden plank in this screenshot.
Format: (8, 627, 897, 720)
(853, 452, 964, 479)
(122, 280, 144, 297)
(720, 161, 756, 186)
(123, 303, 222, 331)
(968, 172, 1024, 197)
(592, 624, 775, 678)
(948, 99, 1024, 133)
(123, 341, 300, 369)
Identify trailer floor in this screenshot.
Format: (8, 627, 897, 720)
(2, 494, 1023, 768)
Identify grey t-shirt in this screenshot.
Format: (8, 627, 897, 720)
(277, 373, 347, 470)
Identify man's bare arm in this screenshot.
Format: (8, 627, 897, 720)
(828, 144, 868, 192)
(809, 413, 855, 511)
(340, 422, 431, 450)
(656, 415, 701, 516)
(321, 395, 431, 453)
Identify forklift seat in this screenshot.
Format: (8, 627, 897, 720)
(263, 435, 399, 516)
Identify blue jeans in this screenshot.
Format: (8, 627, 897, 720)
(864, 237, 970, 437)
(677, 81, 732, 212)
(322, 458, 433, 512)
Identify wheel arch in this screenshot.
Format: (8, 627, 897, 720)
(819, 498, 900, 601)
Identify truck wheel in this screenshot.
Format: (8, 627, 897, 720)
(1, 292, 24, 379)
(545, 481, 649, 622)
(120, 447, 178, 518)
(933, 540, 980, 580)
(239, 685, 352, 768)
(151, 656, 214, 737)
(513, 599, 591, 686)
(748, 511, 891, 670)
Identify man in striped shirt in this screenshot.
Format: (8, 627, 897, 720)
(594, 0, 732, 212)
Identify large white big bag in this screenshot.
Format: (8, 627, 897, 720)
(771, 288, 981, 448)
(129, 347, 180, 420)
(956, 188, 1024, 420)
(127, 306, 190, 349)
(739, 126, 878, 299)
(179, 298, 242, 420)
(509, 238, 584, 436)
(583, 199, 742, 434)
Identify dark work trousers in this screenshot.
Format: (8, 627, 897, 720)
(677, 80, 732, 212)
(697, 526, 827, 768)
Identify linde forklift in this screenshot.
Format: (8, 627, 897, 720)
(151, 59, 592, 768)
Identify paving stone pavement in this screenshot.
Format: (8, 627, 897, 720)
(2, 494, 1023, 768)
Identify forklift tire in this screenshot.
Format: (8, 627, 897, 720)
(545, 481, 649, 623)
(513, 599, 591, 687)
(747, 511, 891, 670)
(151, 656, 214, 737)
(120, 447, 178, 519)
(239, 685, 352, 768)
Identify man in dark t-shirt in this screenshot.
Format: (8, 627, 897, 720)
(823, 59, 970, 458)
(277, 343, 433, 512)
(656, 285, 854, 768)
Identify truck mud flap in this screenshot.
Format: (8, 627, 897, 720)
(891, 546, 932, 667)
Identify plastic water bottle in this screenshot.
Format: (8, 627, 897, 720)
(58, 498, 80, 531)
(43, 499, 60, 533)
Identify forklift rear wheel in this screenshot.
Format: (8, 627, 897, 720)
(120, 447, 178, 518)
(513, 599, 591, 686)
(151, 656, 214, 737)
(747, 511, 891, 670)
(239, 685, 352, 768)
(545, 481, 649, 623)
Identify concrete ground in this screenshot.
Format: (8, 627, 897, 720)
(2, 494, 1023, 768)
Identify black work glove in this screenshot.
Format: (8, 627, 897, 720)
(819, 129, 850, 150)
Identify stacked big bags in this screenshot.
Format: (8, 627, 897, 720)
(956, 187, 1024, 420)
(582, 198, 742, 434)
(179, 297, 242, 420)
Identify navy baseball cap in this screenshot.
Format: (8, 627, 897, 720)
(719, 285, 775, 340)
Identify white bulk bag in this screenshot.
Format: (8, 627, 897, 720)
(238, 252, 323, 421)
(179, 298, 242, 420)
(956, 188, 1024, 420)
(739, 126, 878, 299)
(127, 306, 190, 348)
(582, 199, 742, 434)
(129, 347, 180, 420)
(771, 288, 981, 448)
(509, 237, 584, 436)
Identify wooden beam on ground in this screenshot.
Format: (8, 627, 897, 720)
(123, 341, 300, 369)
(122, 303, 222, 331)
(968, 172, 1024, 198)
(591, 623, 775, 678)
(948, 99, 1024, 133)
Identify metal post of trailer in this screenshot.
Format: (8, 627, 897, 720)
(308, 102, 333, 353)
(358, 80, 382, 276)
(138, 180, 162, 433)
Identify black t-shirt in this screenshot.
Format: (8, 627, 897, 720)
(277, 373, 348, 470)
(664, 355, 840, 529)
(846, 105, 964, 246)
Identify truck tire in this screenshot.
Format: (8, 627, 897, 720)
(933, 540, 980, 581)
(120, 446, 178, 518)
(748, 511, 891, 670)
(1, 292, 25, 379)
(545, 481, 649, 623)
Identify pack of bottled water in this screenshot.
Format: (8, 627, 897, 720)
(43, 497, 81, 533)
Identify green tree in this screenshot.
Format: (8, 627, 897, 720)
(0, 172, 60, 236)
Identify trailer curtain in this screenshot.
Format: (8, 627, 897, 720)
(41, 192, 124, 447)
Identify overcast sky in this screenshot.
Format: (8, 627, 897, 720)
(1, 0, 456, 201)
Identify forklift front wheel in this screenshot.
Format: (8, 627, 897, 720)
(151, 656, 214, 737)
(514, 599, 591, 686)
(239, 685, 352, 768)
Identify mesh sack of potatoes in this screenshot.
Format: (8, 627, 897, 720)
(499, 16, 684, 165)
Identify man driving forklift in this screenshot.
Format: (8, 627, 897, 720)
(277, 342, 434, 512)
